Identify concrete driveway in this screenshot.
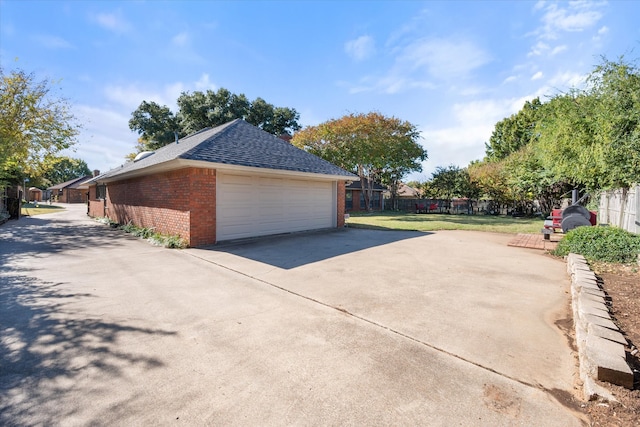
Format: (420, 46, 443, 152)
(0, 205, 586, 426)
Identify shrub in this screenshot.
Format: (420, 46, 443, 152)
(148, 233, 188, 249)
(95, 218, 187, 248)
(553, 225, 640, 263)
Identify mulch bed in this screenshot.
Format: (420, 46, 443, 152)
(583, 262, 640, 426)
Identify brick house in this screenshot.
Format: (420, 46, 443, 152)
(48, 175, 94, 203)
(87, 119, 356, 246)
(345, 179, 385, 212)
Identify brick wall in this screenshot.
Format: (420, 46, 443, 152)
(87, 186, 105, 217)
(88, 167, 344, 246)
(63, 188, 86, 203)
(187, 168, 216, 247)
(337, 181, 346, 228)
(88, 167, 217, 246)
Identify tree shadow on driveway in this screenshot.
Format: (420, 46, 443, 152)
(0, 214, 131, 266)
(0, 273, 176, 425)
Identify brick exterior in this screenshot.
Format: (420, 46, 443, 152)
(55, 188, 86, 203)
(88, 185, 105, 218)
(89, 167, 345, 246)
(88, 167, 216, 246)
(337, 181, 346, 228)
(346, 189, 384, 212)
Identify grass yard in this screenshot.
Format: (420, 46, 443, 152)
(347, 211, 544, 234)
(21, 203, 65, 216)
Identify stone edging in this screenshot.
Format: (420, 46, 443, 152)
(566, 253, 634, 400)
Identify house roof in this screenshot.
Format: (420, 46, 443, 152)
(48, 175, 93, 190)
(397, 183, 420, 197)
(345, 178, 386, 191)
(95, 119, 356, 182)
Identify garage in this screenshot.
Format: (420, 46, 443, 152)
(217, 172, 336, 241)
(87, 119, 355, 246)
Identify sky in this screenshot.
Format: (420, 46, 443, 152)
(1, 0, 639, 181)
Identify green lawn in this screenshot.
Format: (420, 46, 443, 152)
(21, 203, 65, 216)
(346, 211, 544, 234)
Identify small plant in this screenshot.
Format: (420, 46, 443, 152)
(553, 225, 640, 263)
(95, 217, 187, 248)
(148, 233, 188, 249)
(95, 217, 118, 227)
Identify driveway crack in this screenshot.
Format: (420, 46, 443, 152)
(184, 250, 576, 413)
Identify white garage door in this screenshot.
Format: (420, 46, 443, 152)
(216, 172, 336, 241)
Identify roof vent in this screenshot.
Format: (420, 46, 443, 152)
(133, 151, 155, 162)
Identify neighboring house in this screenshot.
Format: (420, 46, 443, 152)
(48, 175, 94, 203)
(28, 187, 43, 202)
(396, 183, 420, 198)
(345, 179, 385, 212)
(86, 119, 356, 246)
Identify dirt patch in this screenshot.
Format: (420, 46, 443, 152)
(583, 262, 640, 427)
(482, 384, 522, 418)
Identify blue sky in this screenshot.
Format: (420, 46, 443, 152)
(1, 0, 638, 181)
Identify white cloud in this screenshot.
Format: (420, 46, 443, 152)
(531, 71, 544, 80)
(598, 25, 609, 35)
(194, 73, 216, 91)
(547, 70, 586, 89)
(344, 35, 376, 61)
(398, 37, 491, 78)
(527, 41, 549, 57)
(92, 11, 132, 34)
(344, 36, 490, 95)
(171, 32, 190, 47)
(534, 1, 605, 40)
(503, 75, 518, 84)
(413, 96, 541, 176)
(164, 31, 204, 63)
(550, 45, 568, 55)
(72, 105, 135, 172)
(32, 34, 74, 49)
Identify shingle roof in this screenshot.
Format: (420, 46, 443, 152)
(98, 119, 356, 181)
(48, 175, 92, 190)
(346, 178, 386, 191)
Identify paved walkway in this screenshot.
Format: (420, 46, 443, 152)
(508, 233, 563, 251)
(1, 205, 586, 426)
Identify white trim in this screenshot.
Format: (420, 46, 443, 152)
(95, 158, 357, 184)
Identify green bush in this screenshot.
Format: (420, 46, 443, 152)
(96, 218, 187, 248)
(553, 225, 640, 263)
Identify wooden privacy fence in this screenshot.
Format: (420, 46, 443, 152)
(598, 185, 639, 234)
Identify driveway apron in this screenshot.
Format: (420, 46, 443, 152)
(0, 205, 585, 426)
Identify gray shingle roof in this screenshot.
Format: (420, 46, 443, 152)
(48, 175, 93, 190)
(98, 119, 356, 181)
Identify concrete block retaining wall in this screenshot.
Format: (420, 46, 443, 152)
(566, 253, 634, 400)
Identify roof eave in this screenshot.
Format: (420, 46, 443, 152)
(92, 159, 358, 183)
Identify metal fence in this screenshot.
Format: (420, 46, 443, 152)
(598, 185, 639, 234)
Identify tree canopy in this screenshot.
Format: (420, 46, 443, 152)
(129, 88, 301, 157)
(42, 156, 91, 186)
(291, 112, 427, 210)
(0, 68, 80, 185)
(460, 56, 640, 215)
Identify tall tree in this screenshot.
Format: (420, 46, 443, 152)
(485, 97, 543, 161)
(468, 160, 513, 211)
(129, 88, 301, 156)
(177, 88, 251, 134)
(128, 101, 180, 152)
(0, 68, 80, 185)
(291, 112, 426, 211)
(42, 156, 91, 185)
(535, 57, 639, 191)
(428, 165, 469, 213)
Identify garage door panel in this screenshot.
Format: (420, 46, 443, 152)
(217, 172, 335, 241)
